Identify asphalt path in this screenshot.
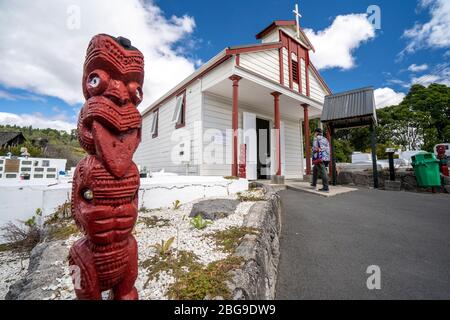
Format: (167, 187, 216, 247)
(276, 188, 450, 299)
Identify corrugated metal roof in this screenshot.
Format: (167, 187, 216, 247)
(321, 87, 377, 126)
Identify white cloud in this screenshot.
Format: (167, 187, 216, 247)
(0, 0, 197, 108)
(409, 63, 450, 86)
(407, 63, 429, 72)
(0, 90, 46, 103)
(374, 88, 406, 108)
(304, 14, 375, 70)
(401, 0, 450, 55)
(0, 112, 75, 132)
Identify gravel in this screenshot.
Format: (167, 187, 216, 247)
(0, 251, 29, 299)
(0, 193, 257, 300)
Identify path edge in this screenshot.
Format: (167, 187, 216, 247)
(227, 183, 283, 299)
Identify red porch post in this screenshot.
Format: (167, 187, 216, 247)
(229, 75, 242, 177)
(302, 103, 311, 176)
(271, 92, 282, 176)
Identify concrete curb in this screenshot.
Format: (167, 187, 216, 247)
(227, 183, 282, 300)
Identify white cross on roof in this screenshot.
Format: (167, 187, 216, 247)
(293, 3, 302, 39)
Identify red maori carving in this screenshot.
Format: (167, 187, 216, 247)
(69, 34, 144, 300)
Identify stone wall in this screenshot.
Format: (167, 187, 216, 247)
(227, 184, 282, 299)
(337, 169, 449, 192)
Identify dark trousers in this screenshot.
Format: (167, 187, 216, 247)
(312, 161, 329, 189)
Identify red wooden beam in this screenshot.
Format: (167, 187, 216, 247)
(272, 92, 282, 176)
(229, 75, 242, 177)
(302, 103, 311, 175)
(225, 42, 283, 55)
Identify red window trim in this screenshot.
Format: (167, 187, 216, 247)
(152, 108, 159, 139)
(175, 91, 186, 129)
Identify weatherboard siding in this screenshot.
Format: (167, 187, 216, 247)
(201, 93, 303, 179)
(308, 66, 326, 103)
(301, 58, 307, 94)
(134, 81, 202, 175)
(260, 29, 279, 43)
(239, 49, 280, 83)
(202, 58, 233, 90)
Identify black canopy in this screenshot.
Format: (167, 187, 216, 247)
(322, 87, 377, 129)
(320, 87, 379, 188)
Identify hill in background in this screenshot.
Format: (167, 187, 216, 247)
(0, 125, 85, 170)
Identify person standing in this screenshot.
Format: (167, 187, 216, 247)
(311, 128, 330, 192)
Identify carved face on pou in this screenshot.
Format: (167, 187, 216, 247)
(78, 34, 144, 178)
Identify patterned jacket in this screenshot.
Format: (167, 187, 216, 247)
(312, 134, 330, 162)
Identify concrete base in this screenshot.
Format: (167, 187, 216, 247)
(385, 180, 401, 191)
(285, 181, 357, 198)
(445, 185, 450, 194)
(303, 174, 312, 182)
(271, 175, 285, 185)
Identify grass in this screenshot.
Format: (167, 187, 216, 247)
(236, 188, 266, 202)
(140, 250, 199, 286)
(139, 206, 166, 214)
(44, 201, 72, 226)
(138, 215, 171, 228)
(207, 226, 260, 253)
(0, 222, 41, 253)
(167, 256, 244, 300)
(0, 242, 15, 252)
(140, 241, 245, 299)
(47, 223, 80, 241)
(223, 176, 239, 180)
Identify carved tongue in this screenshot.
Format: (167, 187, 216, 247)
(92, 120, 139, 178)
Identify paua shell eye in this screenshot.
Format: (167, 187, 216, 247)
(89, 76, 100, 88)
(135, 89, 141, 100)
(85, 69, 110, 96)
(83, 189, 94, 201)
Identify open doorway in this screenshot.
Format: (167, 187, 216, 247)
(256, 118, 271, 179)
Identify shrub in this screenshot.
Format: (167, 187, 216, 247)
(172, 200, 181, 210)
(152, 236, 175, 257)
(190, 215, 212, 230)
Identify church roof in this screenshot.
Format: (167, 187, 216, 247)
(255, 20, 315, 52)
(141, 21, 328, 116)
(255, 20, 296, 39)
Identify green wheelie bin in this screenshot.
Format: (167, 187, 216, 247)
(411, 152, 441, 187)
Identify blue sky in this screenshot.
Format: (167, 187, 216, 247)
(0, 0, 449, 131)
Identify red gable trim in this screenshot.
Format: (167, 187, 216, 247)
(256, 20, 315, 52)
(309, 62, 332, 94)
(226, 42, 283, 55)
(298, 27, 315, 52)
(256, 20, 296, 39)
(144, 42, 286, 116)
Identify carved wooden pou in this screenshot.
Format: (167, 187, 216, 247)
(69, 34, 144, 300)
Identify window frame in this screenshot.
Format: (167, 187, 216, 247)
(151, 108, 159, 139)
(173, 91, 186, 129)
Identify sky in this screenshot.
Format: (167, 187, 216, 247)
(0, 0, 449, 132)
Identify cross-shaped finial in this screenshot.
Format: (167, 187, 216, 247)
(293, 3, 302, 39)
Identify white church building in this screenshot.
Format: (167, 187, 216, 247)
(134, 18, 331, 181)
